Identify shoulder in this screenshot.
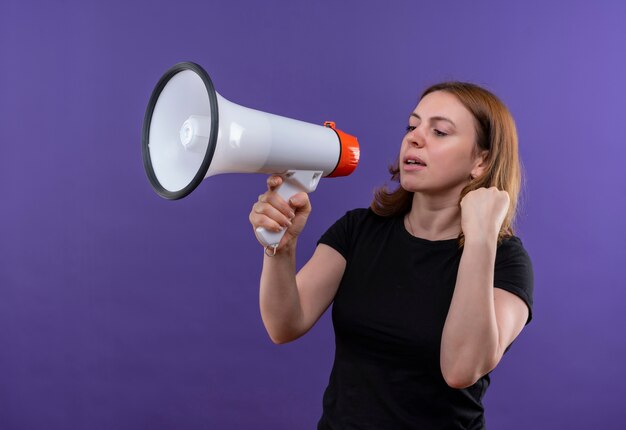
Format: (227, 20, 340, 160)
(342, 207, 391, 223)
(496, 236, 532, 265)
(319, 208, 395, 259)
(343, 207, 375, 219)
(332, 207, 396, 233)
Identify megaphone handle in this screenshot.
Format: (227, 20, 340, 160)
(255, 170, 323, 250)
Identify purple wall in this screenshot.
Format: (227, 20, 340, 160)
(1, 0, 625, 428)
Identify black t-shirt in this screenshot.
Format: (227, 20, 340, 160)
(316, 208, 534, 430)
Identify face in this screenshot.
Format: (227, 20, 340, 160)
(399, 90, 486, 195)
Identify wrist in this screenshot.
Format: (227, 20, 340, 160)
(463, 232, 498, 247)
(264, 238, 297, 259)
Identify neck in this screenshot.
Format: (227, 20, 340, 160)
(405, 191, 462, 241)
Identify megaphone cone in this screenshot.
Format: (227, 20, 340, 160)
(142, 62, 360, 247)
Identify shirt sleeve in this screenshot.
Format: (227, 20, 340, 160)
(494, 236, 535, 324)
(317, 209, 367, 261)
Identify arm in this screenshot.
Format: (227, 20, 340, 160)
(440, 238, 528, 388)
(440, 187, 529, 388)
(260, 243, 345, 344)
(250, 175, 345, 344)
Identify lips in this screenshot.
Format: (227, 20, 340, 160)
(404, 154, 427, 166)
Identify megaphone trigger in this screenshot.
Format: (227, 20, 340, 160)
(254, 170, 323, 249)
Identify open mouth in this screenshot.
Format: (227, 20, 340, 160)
(404, 156, 427, 166)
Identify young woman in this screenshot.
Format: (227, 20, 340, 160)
(249, 82, 534, 429)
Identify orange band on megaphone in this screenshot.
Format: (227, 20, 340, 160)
(324, 121, 360, 177)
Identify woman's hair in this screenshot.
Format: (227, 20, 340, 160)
(370, 82, 522, 245)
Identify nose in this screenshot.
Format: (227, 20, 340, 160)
(407, 126, 425, 148)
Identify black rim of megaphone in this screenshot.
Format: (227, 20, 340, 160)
(142, 62, 219, 200)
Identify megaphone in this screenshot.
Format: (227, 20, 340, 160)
(142, 62, 360, 249)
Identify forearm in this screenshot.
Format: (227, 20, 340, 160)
(440, 236, 500, 387)
(259, 241, 305, 343)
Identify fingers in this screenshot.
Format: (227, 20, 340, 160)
(252, 197, 294, 232)
(249, 177, 313, 246)
(263, 190, 296, 220)
(267, 175, 283, 191)
(249, 205, 282, 233)
(250, 176, 295, 233)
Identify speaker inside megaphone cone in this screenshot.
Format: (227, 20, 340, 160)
(142, 62, 360, 201)
(142, 62, 219, 200)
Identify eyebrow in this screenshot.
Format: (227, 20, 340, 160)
(410, 113, 456, 127)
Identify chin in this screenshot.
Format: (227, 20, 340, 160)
(400, 179, 425, 193)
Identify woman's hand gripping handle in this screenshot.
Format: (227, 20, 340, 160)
(250, 171, 318, 255)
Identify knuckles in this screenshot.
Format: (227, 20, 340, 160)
(461, 187, 509, 206)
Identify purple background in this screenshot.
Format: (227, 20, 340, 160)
(1, 0, 625, 428)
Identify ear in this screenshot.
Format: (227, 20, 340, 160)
(470, 150, 489, 179)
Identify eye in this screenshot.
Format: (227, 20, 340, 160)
(433, 129, 448, 137)
(406, 125, 416, 132)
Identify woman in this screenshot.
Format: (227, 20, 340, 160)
(249, 82, 534, 429)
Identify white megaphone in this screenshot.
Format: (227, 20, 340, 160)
(142, 62, 360, 250)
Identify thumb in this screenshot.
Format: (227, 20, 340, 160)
(289, 192, 310, 209)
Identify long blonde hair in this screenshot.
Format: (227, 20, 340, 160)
(370, 82, 522, 245)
